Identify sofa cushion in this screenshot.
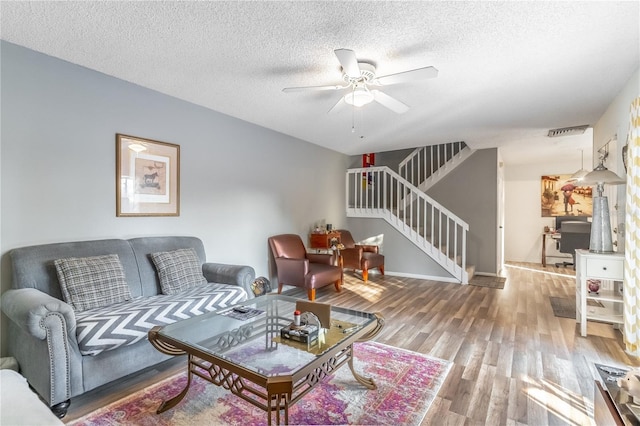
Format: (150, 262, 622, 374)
(150, 248, 207, 294)
(54, 254, 132, 311)
(74, 283, 247, 356)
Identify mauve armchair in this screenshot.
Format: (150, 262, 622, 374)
(337, 230, 384, 282)
(268, 234, 342, 301)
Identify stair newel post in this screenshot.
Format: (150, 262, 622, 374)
(461, 225, 467, 283)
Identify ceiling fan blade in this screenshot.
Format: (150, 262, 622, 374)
(282, 84, 345, 93)
(328, 96, 347, 114)
(334, 49, 361, 79)
(375, 66, 438, 86)
(371, 90, 409, 114)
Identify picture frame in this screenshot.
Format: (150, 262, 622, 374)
(116, 134, 180, 217)
(540, 174, 592, 217)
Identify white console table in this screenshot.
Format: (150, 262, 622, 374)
(575, 249, 625, 337)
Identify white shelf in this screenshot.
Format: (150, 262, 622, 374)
(585, 305, 624, 322)
(576, 250, 625, 337)
(585, 289, 623, 303)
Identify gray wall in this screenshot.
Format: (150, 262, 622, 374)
(0, 41, 349, 355)
(427, 149, 498, 274)
(347, 147, 498, 279)
(345, 217, 450, 279)
(346, 149, 452, 280)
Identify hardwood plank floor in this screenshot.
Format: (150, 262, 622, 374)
(63, 262, 639, 425)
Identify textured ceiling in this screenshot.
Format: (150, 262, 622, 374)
(1, 1, 638, 164)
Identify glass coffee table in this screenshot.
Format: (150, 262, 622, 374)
(148, 294, 384, 425)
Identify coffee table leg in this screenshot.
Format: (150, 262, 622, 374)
(266, 393, 290, 425)
(348, 346, 377, 390)
(348, 312, 385, 389)
(267, 379, 293, 425)
(157, 354, 193, 414)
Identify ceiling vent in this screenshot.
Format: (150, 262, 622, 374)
(547, 125, 590, 137)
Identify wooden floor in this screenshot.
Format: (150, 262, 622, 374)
(63, 262, 640, 425)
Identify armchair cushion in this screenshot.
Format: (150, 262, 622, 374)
(150, 248, 207, 295)
(54, 254, 132, 311)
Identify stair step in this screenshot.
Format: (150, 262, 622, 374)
(466, 265, 476, 282)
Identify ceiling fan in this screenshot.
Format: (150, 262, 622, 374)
(282, 48, 438, 114)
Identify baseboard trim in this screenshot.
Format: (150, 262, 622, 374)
(384, 271, 461, 283)
(473, 272, 498, 278)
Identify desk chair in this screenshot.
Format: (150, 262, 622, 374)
(555, 221, 591, 268)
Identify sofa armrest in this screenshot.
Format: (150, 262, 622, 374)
(1, 289, 76, 340)
(1, 288, 79, 406)
(202, 263, 256, 298)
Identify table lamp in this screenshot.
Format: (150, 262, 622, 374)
(581, 159, 625, 253)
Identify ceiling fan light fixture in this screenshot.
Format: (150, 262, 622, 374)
(344, 86, 374, 107)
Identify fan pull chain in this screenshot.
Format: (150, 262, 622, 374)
(351, 86, 356, 133)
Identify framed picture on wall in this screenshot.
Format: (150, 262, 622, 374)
(116, 134, 180, 217)
(541, 174, 592, 217)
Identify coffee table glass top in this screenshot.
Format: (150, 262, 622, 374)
(157, 294, 377, 377)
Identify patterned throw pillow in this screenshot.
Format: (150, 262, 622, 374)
(54, 254, 132, 311)
(150, 248, 207, 295)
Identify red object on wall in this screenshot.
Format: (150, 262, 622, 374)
(362, 153, 375, 187)
(362, 153, 375, 168)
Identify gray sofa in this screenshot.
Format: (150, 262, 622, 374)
(1, 236, 255, 417)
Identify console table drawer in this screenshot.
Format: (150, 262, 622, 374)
(586, 258, 624, 279)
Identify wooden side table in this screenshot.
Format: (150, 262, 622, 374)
(541, 231, 560, 267)
(309, 231, 341, 250)
(309, 232, 343, 270)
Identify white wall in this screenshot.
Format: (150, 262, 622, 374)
(504, 69, 639, 264)
(593, 67, 640, 253)
(0, 41, 349, 355)
(503, 159, 588, 263)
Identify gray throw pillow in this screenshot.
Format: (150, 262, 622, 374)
(54, 254, 132, 311)
(150, 248, 207, 295)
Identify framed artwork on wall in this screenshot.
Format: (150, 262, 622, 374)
(116, 134, 180, 217)
(541, 174, 592, 217)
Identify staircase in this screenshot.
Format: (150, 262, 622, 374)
(399, 141, 473, 191)
(346, 165, 469, 283)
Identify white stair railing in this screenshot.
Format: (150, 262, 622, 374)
(399, 141, 473, 191)
(346, 166, 469, 283)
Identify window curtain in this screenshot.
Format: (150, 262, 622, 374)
(624, 96, 640, 356)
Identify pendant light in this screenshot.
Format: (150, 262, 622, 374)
(569, 149, 588, 182)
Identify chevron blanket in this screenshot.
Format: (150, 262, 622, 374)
(74, 284, 247, 356)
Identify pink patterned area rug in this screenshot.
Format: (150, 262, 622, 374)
(69, 342, 451, 426)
